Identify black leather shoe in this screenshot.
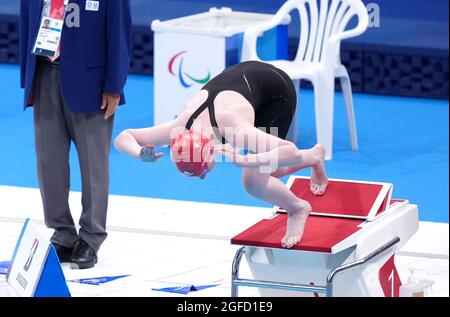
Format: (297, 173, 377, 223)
(69, 238, 98, 269)
(52, 243, 73, 263)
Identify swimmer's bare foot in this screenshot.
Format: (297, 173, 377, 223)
(310, 144, 328, 196)
(281, 201, 311, 249)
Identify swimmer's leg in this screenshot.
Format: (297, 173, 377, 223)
(242, 167, 311, 248)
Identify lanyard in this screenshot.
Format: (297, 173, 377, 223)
(41, 0, 70, 19)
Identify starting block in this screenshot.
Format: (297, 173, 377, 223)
(230, 177, 419, 297)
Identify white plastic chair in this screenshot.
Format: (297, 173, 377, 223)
(241, 0, 369, 160)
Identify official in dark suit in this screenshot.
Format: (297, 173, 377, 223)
(20, 0, 132, 269)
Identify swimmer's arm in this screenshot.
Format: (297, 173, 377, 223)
(216, 143, 302, 168)
(114, 119, 181, 159)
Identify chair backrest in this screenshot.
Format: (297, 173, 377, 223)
(275, 0, 368, 64)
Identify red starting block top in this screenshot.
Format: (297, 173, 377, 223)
(232, 177, 401, 254)
(231, 199, 406, 253)
(279, 177, 393, 221)
(231, 213, 364, 253)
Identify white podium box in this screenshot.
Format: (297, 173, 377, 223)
(151, 7, 290, 126)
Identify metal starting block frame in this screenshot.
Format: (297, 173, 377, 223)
(231, 237, 400, 297)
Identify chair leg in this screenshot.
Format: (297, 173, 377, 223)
(313, 78, 334, 160)
(286, 79, 300, 144)
(339, 75, 358, 150)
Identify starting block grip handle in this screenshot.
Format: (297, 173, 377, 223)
(231, 247, 245, 297)
(326, 236, 401, 296)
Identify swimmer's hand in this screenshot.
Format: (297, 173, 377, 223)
(139, 145, 164, 163)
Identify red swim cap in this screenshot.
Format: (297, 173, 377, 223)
(170, 130, 214, 178)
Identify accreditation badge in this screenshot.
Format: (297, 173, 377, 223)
(32, 0, 69, 58)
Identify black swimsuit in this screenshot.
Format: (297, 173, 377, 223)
(185, 61, 297, 143)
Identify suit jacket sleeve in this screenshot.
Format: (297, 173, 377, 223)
(103, 0, 132, 95)
(20, 0, 29, 89)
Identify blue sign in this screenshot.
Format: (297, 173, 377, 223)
(0, 261, 10, 275)
(152, 284, 219, 294)
(7, 219, 70, 297)
(68, 275, 130, 285)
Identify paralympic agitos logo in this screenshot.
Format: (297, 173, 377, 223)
(168, 51, 211, 88)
